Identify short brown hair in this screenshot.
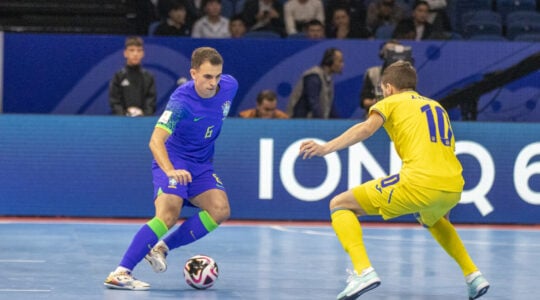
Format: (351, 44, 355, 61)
(381, 61, 417, 90)
(191, 47, 223, 69)
(256, 90, 278, 105)
(125, 36, 143, 48)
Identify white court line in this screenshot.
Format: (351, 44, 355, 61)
(0, 289, 51, 292)
(270, 225, 540, 247)
(0, 260, 45, 263)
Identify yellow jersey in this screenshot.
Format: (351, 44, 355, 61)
(370, 91, 464, 192)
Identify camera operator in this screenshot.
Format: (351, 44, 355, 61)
(358, 40, 414, 118)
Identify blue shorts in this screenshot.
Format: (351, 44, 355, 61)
(152, 159, 225, 207)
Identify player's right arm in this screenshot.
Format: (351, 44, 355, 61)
(149, 127, 192, 185)
(299, 111, 384, 159)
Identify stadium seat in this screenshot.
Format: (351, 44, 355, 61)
(505, 11, 540, 39)
(374, 24, 396, 39)
(468, 34, 508, 41)
(148, 21, 160, 36)
(462, 10, 503, 38)
(513, 33, 540, 41)
(221, 0, 246, 19)
(495, 0, 537, 20)
(448, 0, 493, 33)
(243, 30, 282, 39)
(287, 32, 307, 39)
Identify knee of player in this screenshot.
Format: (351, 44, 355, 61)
(208, 203, 230, 223)
(329, 195, 343, 211)
(160, 214, 180, 228)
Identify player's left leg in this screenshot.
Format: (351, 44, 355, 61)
(163, 188, 228, 251)
(419, 191, 489, 299)
(105, 193, 182, 289)
(426, 216, 489, 299)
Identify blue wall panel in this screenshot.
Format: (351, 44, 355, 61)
(0, 115, 538, 224)
(3, 33, 540, 121)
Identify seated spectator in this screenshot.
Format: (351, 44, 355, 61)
(239, 90, 289, 118)
(284, 0, 325, 35)
(304, 19, 326, 39)
(325, 0, 367, 29)
(392, 1, 432, 40)
(425, 0, 452, 39)
(229, 15, 248, 38)
(154, 0, 192, 36)
(365, 0, 408, 34)
(328, 7, 373, 39)
(191, 0, 230, 38)
(242, 0, 285, 37)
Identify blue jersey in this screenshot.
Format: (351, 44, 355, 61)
(155, 74, 238, 163)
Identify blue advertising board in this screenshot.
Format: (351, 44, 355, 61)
(0, 115, 538, 224)
(2, 33, 540, 121)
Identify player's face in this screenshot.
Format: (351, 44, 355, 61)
(256, 99, 277, 118)
(124, 46, 144, 66)
(191, 61, 223, 98)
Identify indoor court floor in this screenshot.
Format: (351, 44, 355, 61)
(0, 218, 538, 300)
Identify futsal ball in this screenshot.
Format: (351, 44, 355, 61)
(183, 255, 219, 289)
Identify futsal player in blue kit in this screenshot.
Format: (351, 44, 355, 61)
(104, 47, 238, 290)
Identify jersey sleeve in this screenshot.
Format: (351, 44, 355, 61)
(156, 98, 184, 134)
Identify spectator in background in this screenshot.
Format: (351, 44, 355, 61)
(359, 39, 413, 118)
(239, 90, 289, 118)
(327, 7, 373, 39)
(242, 0, 285, 37)
(392, 1, 432, 40)
(229, 15, 247, 38)
(424, 0, 452, 39)
(325, 0, 367, 30)
(154, 0, 192, 36)
(191, 0, 230, 38)
(287, 48, 344, 119)
(304, 19, 326, 39)
(109, 36, 156, 117)
(283, 0, 325, 36)
(365, 0, 408, 34)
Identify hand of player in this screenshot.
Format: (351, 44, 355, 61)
(299, 140, 326, 159)
(166, 169, 192, 186)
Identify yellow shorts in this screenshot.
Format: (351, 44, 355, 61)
(351, 174, 461, 227)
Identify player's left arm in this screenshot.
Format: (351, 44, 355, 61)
(300, 111, 384, 159)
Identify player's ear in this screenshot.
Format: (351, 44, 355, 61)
(189, 68, 196, 79)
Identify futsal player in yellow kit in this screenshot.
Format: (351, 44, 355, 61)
(299, 61, 489, 300)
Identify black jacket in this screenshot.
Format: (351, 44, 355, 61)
(109, 65, 157, 116)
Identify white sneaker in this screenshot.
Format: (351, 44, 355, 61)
(466, 271, 490, 300)
(145, 240, 169, 273)
(103, 271, 150, 290)
(337, 267, 381, 300)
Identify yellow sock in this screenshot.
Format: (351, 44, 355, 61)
(331, 209, 371, 273)
(428, 217, 478, 276)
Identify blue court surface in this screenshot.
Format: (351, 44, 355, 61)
(0, 219, 538, 300)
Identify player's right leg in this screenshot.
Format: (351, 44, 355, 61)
(104, 216, 169, 290)
(144, 193, 184, 273)
(330, 188, 381, 299)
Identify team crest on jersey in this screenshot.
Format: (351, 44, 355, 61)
(222, 101, 231, 119)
